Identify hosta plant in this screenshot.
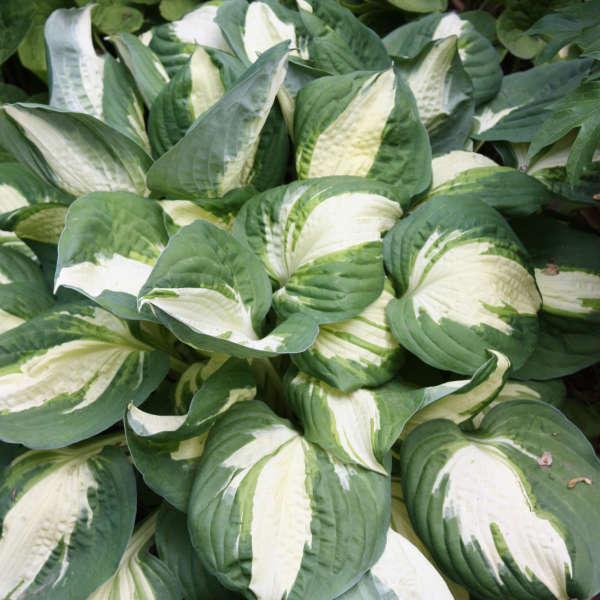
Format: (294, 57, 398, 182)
(0, 1, 599, 599)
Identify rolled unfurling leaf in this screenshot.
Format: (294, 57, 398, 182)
(111, 31, 170, 108)
(148, 46, 244, 156)
(147, 42, 289, 199)
(89, 513, 181, 600)
(384, 195, 541, 374)
(401, 400, 600, 600)
(45, 6, 149, 150)
(188, 400, 390, 600)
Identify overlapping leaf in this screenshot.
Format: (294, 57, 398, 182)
(234, 176, 404, 324)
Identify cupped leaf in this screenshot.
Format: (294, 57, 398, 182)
(0, 302, 169, 449)
(287, 350, 508, 473)
(336, 528, 454, 600)
(148, 46, 244, 157)
(294, 67, 431, 197)
(384, 12, 502, 105)
(427, 164, 553, 217)
(45, 6, 149, 151)
(401, 400, 600, 600)
(291, 281, 403, 392)
(394, 37, 474, 154)
(126, 357, 257, 511)
(156, 506, 242, 600)
(111, 31, 170, 108)
(55, 192, 169, 320)
(149, 2, 231, 76)
(89, 513, 182, 600)
(0, 104, 152, 197)
(0, 437, 136, 600)
(147, 42, 288, 199)
(473, 59, 593, 142)
(188, 400, 390, 600)
(139, 220, 319, 357)
(234, 177, 403, 324)
(384, 195, 541, 374)
(0, 245, 54, 335)
(511, 216, 600, 379)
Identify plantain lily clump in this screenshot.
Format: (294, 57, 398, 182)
(1, 0, 600, 598)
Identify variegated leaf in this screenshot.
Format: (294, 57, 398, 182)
(234, 177, 403, 324)
(401, 400, 600, 600)
(512, 216, 600, 379)
(188, 400, 390, 600)
(148, 3, 231, 77)
(0, 437, 136, 599)
(0, 244, 54, 335)
(0, 104, 152, 197)
(156, 506, 242, 600)
(126, 357, 256, 511)
(55, 192, 169, 320)
(384, 12, 502, 105)
(45, 6, 149, 151)
(294, 67, 431, 197)
(291, 280, 403, 392)
(0, 303, 169, 448)
(473, 59, 593, 142)
(148, 46, 244, 157)
(111, 32, 170, 108)
(147, 42, 289, 199)
(139, 220, 318, 358)
(286, 350, 508, 474)
(336, 529, 455, 600)
(384, 195, 541, 374)
(394, 37, 474, 154)
(89, 513, 181, 600)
